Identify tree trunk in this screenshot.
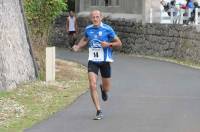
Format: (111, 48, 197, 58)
(0, 0, 36, 90)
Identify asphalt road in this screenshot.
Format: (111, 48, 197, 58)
(25, 48, 200, 132)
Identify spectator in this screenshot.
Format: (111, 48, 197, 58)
(186, 0, 194, 8)
(161, 0, 180, 23)
(180, 0, 194, 24)
(161, 0, 178, 16)
(188, 1, 200, 23)
(66, 11, 78, 48)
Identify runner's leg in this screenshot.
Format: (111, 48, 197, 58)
(99, 62, 111, 101)
(88, 72, 101, 111)
(100, 62, 111, 92)
(101, 77, 111, 92)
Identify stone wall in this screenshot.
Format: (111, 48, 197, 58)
(51, 14, 200, 64)
(0, 0, 36, 90)
(50, 13, 68, 47)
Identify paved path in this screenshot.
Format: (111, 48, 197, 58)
(26, 48, 200, 132)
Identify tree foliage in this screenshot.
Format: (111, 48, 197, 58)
(23, 0, 67, 79)
(67, 0, 75, 11)
(24, 0, 67, 35)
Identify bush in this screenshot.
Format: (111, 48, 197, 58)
(24, 0, 67, 80)
(24, 0, 67, 35)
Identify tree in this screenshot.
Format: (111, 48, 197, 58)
(0, 0, 36, 90)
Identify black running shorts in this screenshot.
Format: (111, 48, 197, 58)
(88, 61, 111, 78)
(68, 31, 76, 35)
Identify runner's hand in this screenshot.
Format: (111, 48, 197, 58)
(72, 45, 79, 52)
(101, 41, 110, 47)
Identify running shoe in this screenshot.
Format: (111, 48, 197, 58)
(94, 110, 103, 120)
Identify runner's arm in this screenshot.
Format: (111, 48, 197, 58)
(110, 37, 122, 47)
(101, 36, 122, 48)
(72, 37, 88, 52)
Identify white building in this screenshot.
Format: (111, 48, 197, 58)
(75, 0, 161, 23)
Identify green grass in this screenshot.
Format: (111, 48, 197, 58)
(0, 59, 88, 132)
(127, 54, 200, 70)
(145, 56, 200, 69)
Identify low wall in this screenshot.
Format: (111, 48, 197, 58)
(51, 14, 200, 64)
(50, 13, 68, 48)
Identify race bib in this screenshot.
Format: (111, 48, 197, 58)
(88, 47, 104, 62)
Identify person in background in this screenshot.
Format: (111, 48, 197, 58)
(180, 0, 194, 24)
(161, 0, 180, 23)
(66, 11, 78, 48)
(186, 0, 194, 8)
(188, 1, 200, 23)
(161, 0, 178, 16)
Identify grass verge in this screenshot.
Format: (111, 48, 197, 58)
(126, 54, 200, 70)
(0, 59, 88, 132)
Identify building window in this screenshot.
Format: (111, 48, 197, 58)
(105, 0, 111, 6)
(91, 0, 117, 6)
(91, 0, 99, 6)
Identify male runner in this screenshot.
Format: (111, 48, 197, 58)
(73, 10, 122, 120)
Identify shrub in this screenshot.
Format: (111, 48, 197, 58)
(23, 0, 67, 80)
